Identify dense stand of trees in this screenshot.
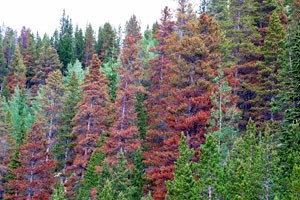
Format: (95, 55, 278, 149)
(0, 1, 299, 199)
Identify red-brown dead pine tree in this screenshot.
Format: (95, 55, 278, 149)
(144, 9, 223, 199)
(4, 121, 56, 200)
(65, 54, 111, 198)
(142, 7, 177, 199)
(104, 15, 143, 165)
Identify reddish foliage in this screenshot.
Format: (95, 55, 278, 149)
(104, 28, 142, 164)
(65, 54, 111, 198)
(4, 121, 56, 200)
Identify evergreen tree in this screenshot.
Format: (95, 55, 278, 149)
(99, 179, 114, 200)
(131, 148, 144, 199)
(209, 67, 240, 161)
(31, 43, 62, 93)
(166, 133, 197, 200)
(7, 43, 26, 93)
(64, 59, 85, 84)
(39, 70, 65, 156)
(223, 119, 263, 199)
(57, 10, 75, 73)
(0, 31, 8, 84)
(102, 58, 118, 103)
(8, 87, 34, 145)
(104, 15, 142, 164)
(252, 11, 285, 124)
(4, 121, 56, 199)
(74, 26, 85, 63)
(2, 27, 16, 69)
(279, 24, 300, 124)
(54, 71, 81, 175)
(52, 183, 67, 200)
(197, 134, 223, 199)
(66, 54, 111, 198)
(82, 24, 96, 67)
(278, 122, 300, 197)
(1, 78, 10, 100)
(259, 125, 281, 199)
(0, 97, 15, 199)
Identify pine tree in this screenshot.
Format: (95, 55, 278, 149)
(77, 136, 106, 199)
(278, 122, 300, 197)
(4, 121, 56, 199)
(74, 26, 85, 63)
(252, 11, 285, 124)
(2, 27, 16, 69)
(39, 70, 65, 157)
(7, 43, 26, 93)
(52, 183, 67, 200)
(66, 54, 111, 198)
(8, 87, 34, 146)
(0, 97, 15, 199)
(22, 28, 37, 88)
(166, 133, 197, 200)
(279, 23, 300, 124)
(54, 71, 81, 175)
(209, 67, 240, 161)
(0, 31, 8, 85)
(64, 59, 85, 84)
(104, 15, 142, 164)
(99, 179, 114, 200)
(227, 0, 262, 129)
(223, 119, 263, 199)
(1, 78, 10, 100)
(131, 148, 144, 199)
(197, 133, 223, 199)
(143, 10, 175, 193)
(259, 124, 281, 199)
(96, 22, 118, 62)
(57, 10, 75, 73)
(82, 24, 96, 67)
(31, 43, 62, 93)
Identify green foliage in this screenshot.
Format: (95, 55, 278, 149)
(253, 11, 286, 123)
(99, 180, 114, 200)
(279, 24, 300, 124)
(166, 133, 197, 200)
(101, 58, 119, 102)
(57, 10, 75, 72)
(52, 183, 67, 200)
(288, 163, 300, 199)
(135, 92, 148, 139)
(197, 133, 223, 199)
(131, 148, 144, 199)
(97, 150, 136, 199)
(8, 87, 34, 145)
(278, 122, 300, 196)
(223, 119, 262, 199)
(64, 59, 85, 84)
(74, 26, 85, 63)
(54, 71, 81, 172)
(210, 67, 239, 162)
(1, 78, 10, 100)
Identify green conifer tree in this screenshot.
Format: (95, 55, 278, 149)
(166, 133, 197, 200)
(197, 134, 223, 199)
